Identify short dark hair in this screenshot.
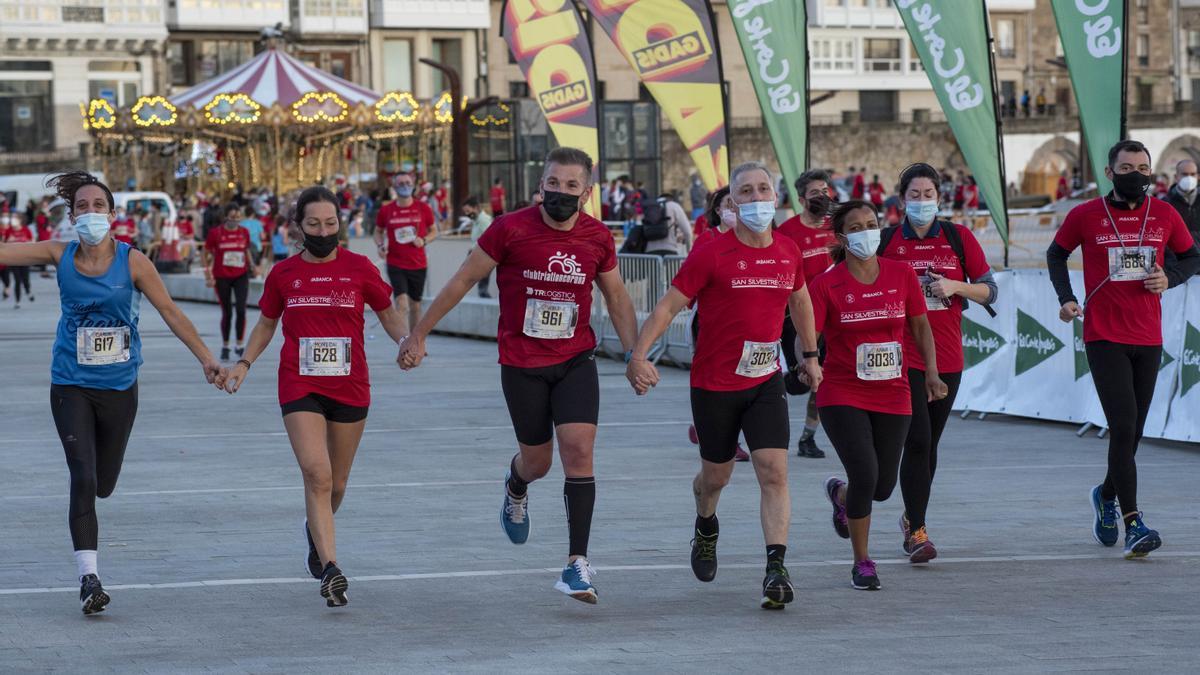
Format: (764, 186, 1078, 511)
(225, 203, 243, 217)
(543, 147, 594, 185)
(795, 169, 832, 198)
(291, 186, 341, 225)
(1108, 140, 1152, 168)
(899, 162, 941, 197)
(462, 196, 480, 208)
(47, 171, 114, 215)
(829, 199, 878, 264)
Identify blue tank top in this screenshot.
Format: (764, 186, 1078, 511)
(52, 241, 143, 389)
(272, 229, 288, 255)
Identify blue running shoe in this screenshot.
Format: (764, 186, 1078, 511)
(554, 558, 597, 604)
(1123, 514, 1162, 559)
(1090, 485, 1119, 547)
(500, 472, 529, 544)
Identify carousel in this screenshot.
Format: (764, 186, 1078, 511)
(82, 41, 465, 197)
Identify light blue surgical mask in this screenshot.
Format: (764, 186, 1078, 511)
(737, 201, 776, 233)
(74, 212, 111, 245)
(396, 185, 414, 198)
(845, 228, 881, 260)
(905, 200, 939, 226)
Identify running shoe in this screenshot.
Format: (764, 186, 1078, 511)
(899, 512, 911, 551)
(1123, 514, 1162, 559)
(687, 425, 699, 445)
(851, 559, 881, 590)
(1090, 485, 1120, 547)
(220, 346, 230, 361)
(320, 562, 349, 607)
(554, 558, 597, 604)
(733, 444, 750, 462)
(690, 530, 719, 582)
(823, 476, 850, 539)
(235, 346, 245, 358)
(796, 435, 825, 458)
(904, 526, 938, 564)
(760, 561, 794, 609)
(303, 520, 322, 579)
(79, 574, 110, 615)
(500, 472, 530, 545)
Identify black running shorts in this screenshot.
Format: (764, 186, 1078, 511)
(281, 393, 369, 423)
(690, 373, 789, 463)
(386, 265, 427, 301)
(500, 350, 600, 446)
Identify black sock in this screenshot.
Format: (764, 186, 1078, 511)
(564, 476, 596, 558)
(695, 513, 718, 537)
(766, 544, 786, 567)
(1123, 512, 1139, 528)
(507, 456, 528, 497)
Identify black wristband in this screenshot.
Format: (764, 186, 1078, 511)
(802, 350, 819, 359)
(237, 359, 252, 370)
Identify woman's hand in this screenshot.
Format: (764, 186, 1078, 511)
(224, 362, 249, 394)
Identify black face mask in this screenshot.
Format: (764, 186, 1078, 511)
(806, 195, 832, 217)
(541, 189, 581, 222)
(1112, 170, 1151, 202)
(303, 232, 339, 258)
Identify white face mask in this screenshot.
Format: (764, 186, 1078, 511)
(1180, 175, 1198, 193)
(719, 208, 737, 228)
(74, 212, 111, 245)
(737, 201, 776, 233)
(844, 228, 881, 260)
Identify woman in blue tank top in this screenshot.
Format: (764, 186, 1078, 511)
(0, 172, 222, 615)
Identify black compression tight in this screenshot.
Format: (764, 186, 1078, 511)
(1086, 341, 1160, 519)
(50, 384, 139, 550)
(215, 274, 249, 343)
(822, 406, 911, 519)
(899, 370, 963, 531)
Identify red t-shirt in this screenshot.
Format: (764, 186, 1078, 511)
(693, 214, 710, 237)
(434, 188, 448, 212)
(477, 206, 617, 368)
(111, 218, 137, 245)
(868, 183, 885, 206)
(880, 222, 990, 373)
(258, 250, 393, 407)
(205, 225, 251, 278)
(5, 226, 32, 244)
(376, 200, 434, 270)
(672, 229, 805, 391)
(1054, 196, 1196, 346)
(178, 218, 195, 240)
(964, 185, 979, 208)
(851, 175, 865, 199)
(809, 257, 927, 415)
(692, 227, 719, 252)
(490, 185, 506, 214)
(776, 215, 836, 284)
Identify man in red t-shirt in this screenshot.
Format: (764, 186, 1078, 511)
(625, 162, 822, 610)
(110, 207, 137, 246)
(399, 147, 638, 605)
(374, 172, 437, 334)
(868, 175, 886, 209)
(490, 178, 506, 216)
(851, 167, 866, 200)
(1047, 139, 1199, 559)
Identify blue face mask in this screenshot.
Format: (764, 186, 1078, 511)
(74, 212, 111, 245)
(396, 185, 414, 198)
(905, 200, 939, 226)
(737, 201, 776, 233)
(845, 228, 881, 260)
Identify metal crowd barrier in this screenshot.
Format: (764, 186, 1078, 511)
(594, 253, 692, 364)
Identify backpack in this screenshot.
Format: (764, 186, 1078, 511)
(877, 220, 997, 317)
(620, 225, 647, 254)
(641, 197, 672, 241)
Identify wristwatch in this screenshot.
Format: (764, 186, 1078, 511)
(802, 350, 820, 359)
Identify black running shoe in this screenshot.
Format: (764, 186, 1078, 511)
(304, 521, 322, 579)
(235, 346, 245, 358)
(320, 562, 349, 607)
(796, 435, 825, 458)
(80, 574, 110, 615)
(690, 530, 719, 582)
(760, 562, 794, 609)
(220, 346, 230, 361)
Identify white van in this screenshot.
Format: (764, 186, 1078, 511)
(113, 191, 177, 226)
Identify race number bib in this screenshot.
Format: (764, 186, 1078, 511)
(222, 250, 246, 269)
(735, 341, 780, 378)
(522, 299, 578, 339)
(299, 337, 351, 376)
(918, 275, 949, 312)
(394, 226, 417, 245)
(1107, 246, 1155, 281)
(856, 341, 902, 381)
(76, 326, 131, 366)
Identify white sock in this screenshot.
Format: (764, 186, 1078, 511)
(74, 550, 98, 580)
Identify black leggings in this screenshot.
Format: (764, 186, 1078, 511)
(899, 369, 963, 531)
(1086, 341, 1160, 517)
(215, 273, 250, 343)
(50, 383, 139, 551)
(7, 266, 30, 301)
(822, 405, 911, 519)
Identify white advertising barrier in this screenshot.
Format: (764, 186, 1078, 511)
(955, 270, 1015, 413)
(1161, 282, 1200, 442)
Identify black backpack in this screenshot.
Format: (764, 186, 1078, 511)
(877, 220, 997, 317)
(620, 225, 647, 254)
(641, 197, 672, 241)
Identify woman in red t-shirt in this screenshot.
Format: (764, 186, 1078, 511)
(3, 214, 35, 306)
(222, 187, 406, 608)
(806, 200, 946, 591)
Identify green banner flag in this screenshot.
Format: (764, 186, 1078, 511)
(728, 0, 808, 208)
(897, 0, 1008, 245)
(1051, 0, 1126, 196)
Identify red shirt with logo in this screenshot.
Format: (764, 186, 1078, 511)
(879, 221, 990, 373)
(1054, 196, 1196, 346)
(672, 229, 805, 392)
(776, 215, 835, 284)
(178, 218, 195, 241)
(205, 225, 251, 278)
(809, 257, 927, 414)
(111, 218, 137, 245)
(477, 206, 616, 369)
(258, 250, 393, 407)
(5, 225, 32, 244)
(377, 200, 434, 270)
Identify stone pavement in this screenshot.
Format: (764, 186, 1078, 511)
(1, 273, 1198, 674)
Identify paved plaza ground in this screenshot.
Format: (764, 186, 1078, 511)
(1, 273, 1198, 673)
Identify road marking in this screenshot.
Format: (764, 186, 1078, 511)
(4, 551, 1196, 596)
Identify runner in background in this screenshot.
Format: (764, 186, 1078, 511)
(203, 204, 255, 361)
(374, 172, 437, 335)
(110, 206, 137, 246)
(4, 212, 34, 307)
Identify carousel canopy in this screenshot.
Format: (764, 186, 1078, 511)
(171, 47, 380, 110)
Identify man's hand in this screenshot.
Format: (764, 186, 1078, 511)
(398, 334, 427, 370)
(625, 357, 659, 396)
(204, 271, 215, 288)
(1143, 264, 1168, 295)
(201, 357, 222, 385)
(801, 358, 823, 393)
(1059, 301, 1083, 323)
(414, 237, 426, 249)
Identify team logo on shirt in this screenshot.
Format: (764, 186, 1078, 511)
(845, 294, 855, 304)
(737, 260, 748, 271)
(524, 251, 587, 285)
(840, 301, 905, 323)
(286, 290, 357, 309)
(897, 245, 907, 255)
(293, 279, 303, 289)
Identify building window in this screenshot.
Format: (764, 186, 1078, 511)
(602, 101, 660, 194)
(431, 38, 463, 95)
(863, 38, 901, 72)
(995, 19, 1015, 58)
(1189, 30, 1200, 71)
(1136, 0, 1149, 25)
(382, 39, 413, 92)
(167, 42, 191, 87)
(509, 81, 529, 98)
(1137, 34, 1149, 67)
(859, 90, 897, 122)
(0, 78, 54, 153)
(908, 42, 924, 72)
(812, 38, 854, 73)
(1137, 82, 1153, 111)
(195, 40, 255, 82)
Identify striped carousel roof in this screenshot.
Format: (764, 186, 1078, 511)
(171, 47, 380, 109)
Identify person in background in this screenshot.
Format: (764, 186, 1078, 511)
(963, 176, 980, 224)
(434, 181, 450, 224)
(490, 178, 507, 216)
(644, 192, 694, 257)
(135, 209, 156, 255)
(270, 214, 291, 264)
(689, 174, 707, 220)
(1166, 159, 1200, 276)
(462, 196, 494, 298)
(111, 207, 137, 246)
(1056, 170, 1071, 201)
(1021, 89, 1031, 118)
(851, 168, 866, 201)
(241, 205, 266, 267)
(1035, 88, 1047, 116)
(177, 212, 196, 263)
(868, 175, 885, 211)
